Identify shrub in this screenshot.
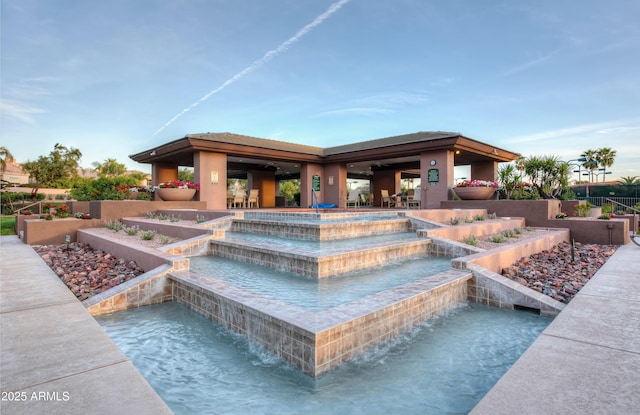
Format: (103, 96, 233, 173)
(449, 217, 460, 225)
(124, 225, 139, 235)
(70, 176, 139, 201)
(502, 229, 516, 238)
(196, 215, 206, 224)
(140, 230, 156, 240)
(169, 215, 180, 222)
(489, 234, 505, 243)
(105, 220, 124, 232)
(136, 192, 153, 201)
(159, 235, 172, 244)
(463, 235, 477, 246)
(574, 203, 591, 217)
(473, 214, 485, 221)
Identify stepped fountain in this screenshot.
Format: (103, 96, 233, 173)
(167, 210, 473, 376)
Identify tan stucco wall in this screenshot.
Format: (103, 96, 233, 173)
(323, 163, 347, 207)
(248, 169, 276, 208)
(300, 163, 323, 207)
(194, 151, 227, 209)
(372, 170, 400, 207)
(152, 163, 179, 186)
(420, 150, 454, 209)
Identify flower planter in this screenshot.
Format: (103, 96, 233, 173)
(156, 188, 196, 201)
(454, 187, 496, 200)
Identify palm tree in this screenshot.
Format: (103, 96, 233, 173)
(92, 158, 126, 177)
(0, 146, 14, 172)
(618, 176, 639, 185)
(596, 147, 617, 182)
(580, 149, 598, 183)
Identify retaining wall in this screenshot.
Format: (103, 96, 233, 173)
(441, 200, 629, 244)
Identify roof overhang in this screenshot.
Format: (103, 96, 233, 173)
(130, 131, 521, 178)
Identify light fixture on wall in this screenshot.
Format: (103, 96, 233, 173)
(491, 149, 498, 155)
(149, 151, 156, 156)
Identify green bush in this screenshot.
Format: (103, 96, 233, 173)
(463, 235, 478, 246)
(70, 176, 138, 201)
(489, 234, 505, 243)
(1, 192, 45, 215)
(140, 230, 156, 240)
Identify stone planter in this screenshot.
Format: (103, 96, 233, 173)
(156, 188, 196, 201)
(588, 207, 602, 218)
(454, 187, 496, 200)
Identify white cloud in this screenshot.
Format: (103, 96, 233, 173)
(0, 100, 46, 123)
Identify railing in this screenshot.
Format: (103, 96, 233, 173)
(14, 201, 44, 215)
(577, 196, 640, 209)
(603, 198, 640, 247)
(311, 189, 319, 214)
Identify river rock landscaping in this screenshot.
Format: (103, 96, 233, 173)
(501, 241, 617, 303)
(35, 242, 145, 301)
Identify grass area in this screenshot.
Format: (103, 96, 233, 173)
(1, 216, 16, 236)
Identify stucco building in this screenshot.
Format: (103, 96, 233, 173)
(130, 131, 520, 209)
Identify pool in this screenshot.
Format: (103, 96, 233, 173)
(97, 301, 550, 415)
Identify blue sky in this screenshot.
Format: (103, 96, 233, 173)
(2, 0, 639, 180)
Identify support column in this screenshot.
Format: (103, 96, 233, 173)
(471, 161, 499, 182)
(323, 163, 347, 207)
(300, 163, 324, 208)
(248, 170, 276, 208)
(194, 151, 227, 210)
(371, 170, 401, 207)
(151, 163, 179, 186)
(420, 150, 454, 209)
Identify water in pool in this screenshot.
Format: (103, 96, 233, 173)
(221, 230, 418, 253)
(96, 301, 549, 415)
(184, 256, 452, 311)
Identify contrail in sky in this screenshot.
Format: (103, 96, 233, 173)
(152, 0, 351, 137)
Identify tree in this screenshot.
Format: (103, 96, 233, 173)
(91, 158, 127, 177)
(618, 176, 639, 185)
(596, 147, 616, 182)
(580, 149, 599, 183)
(21, 143, 82, 195)
(497, 163, 521, 199)
(520, 155, 570, 199)
(0, 146, 14, 172)
(279, 179, 300, 205)
(178, 168, 195, 183)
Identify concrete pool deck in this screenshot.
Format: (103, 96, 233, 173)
(471, 242, 640, 415)
(0, 236, 172, 415)
(1, 234, 638, 414)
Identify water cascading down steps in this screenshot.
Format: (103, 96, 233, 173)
(170, 211, 472, 376)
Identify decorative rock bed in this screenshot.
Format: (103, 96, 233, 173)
(501, 241, 617, 303)
(35, 242, 145, 301)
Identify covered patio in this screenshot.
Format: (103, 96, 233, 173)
(129, 131, 520, 209)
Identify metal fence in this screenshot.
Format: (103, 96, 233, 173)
(576, 196, 640, 209)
